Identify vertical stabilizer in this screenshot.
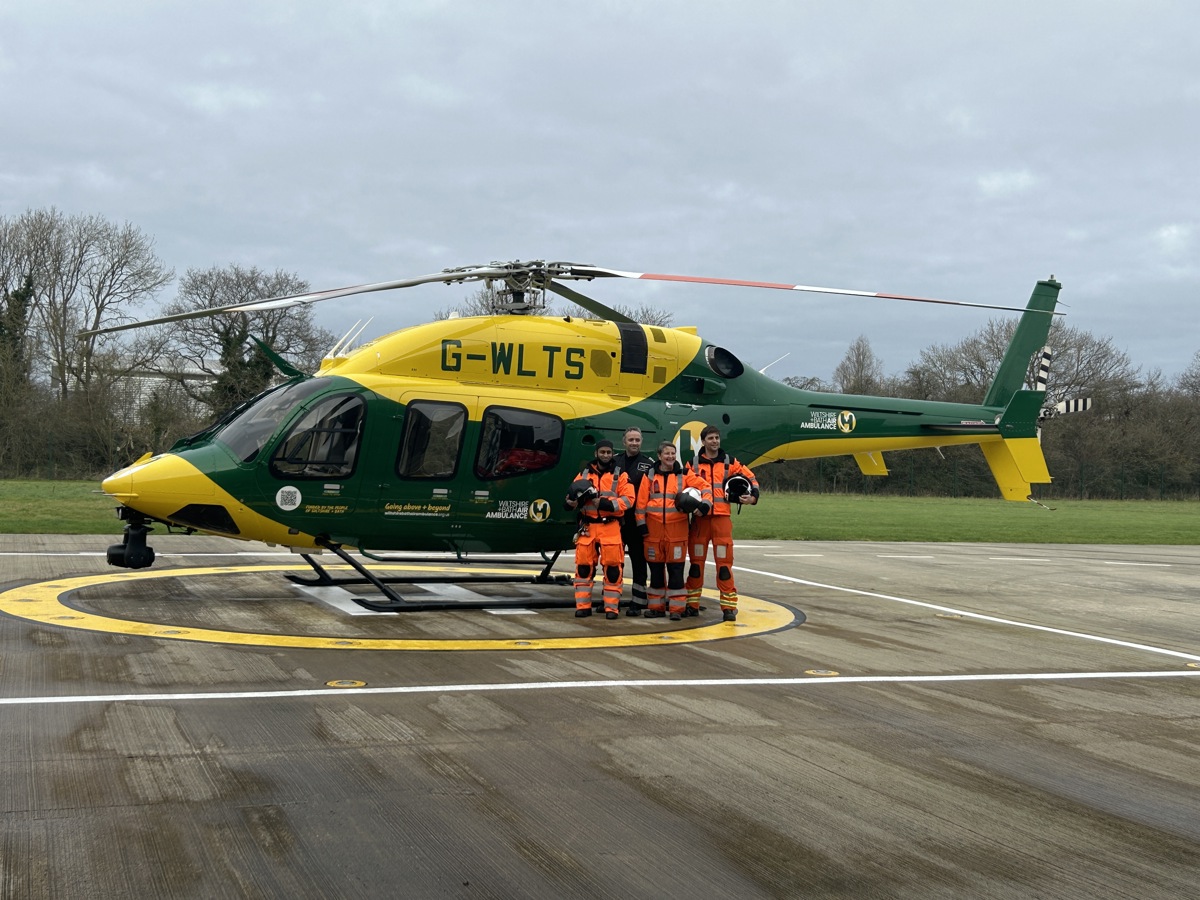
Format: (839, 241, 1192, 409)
(983, 279, 1061, 408)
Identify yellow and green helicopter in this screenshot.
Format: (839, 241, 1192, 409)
(89, 261, 1067, 610)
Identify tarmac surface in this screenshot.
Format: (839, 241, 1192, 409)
(0, 533, 1198, 899)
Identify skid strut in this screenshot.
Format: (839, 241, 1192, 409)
(288, 541, 575, 612)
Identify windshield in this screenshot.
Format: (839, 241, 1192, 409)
(214, 378, 330, 463)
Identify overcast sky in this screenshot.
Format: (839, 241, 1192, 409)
(2, 1, 1197, 383)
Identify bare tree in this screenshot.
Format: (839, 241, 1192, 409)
(832, 334, 884, 395)
(903, 317, 1140, 406)
(6, 209, 173, 399)
(158, 265, 336, 416)
(782, 374, 829, 391)
(1176, 350, 1200, 395)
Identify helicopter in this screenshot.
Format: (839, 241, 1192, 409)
(87, 260, 1069, 610)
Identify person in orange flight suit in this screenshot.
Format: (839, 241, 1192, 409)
(635, 441, 712, 620)
(563, 439, 635, 619)
(684, 424, 760, 622)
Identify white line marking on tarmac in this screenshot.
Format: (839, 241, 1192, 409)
(2, 670, 1196, 707)
(734, 565, 1200, 663)
(292, 585, 388, 616)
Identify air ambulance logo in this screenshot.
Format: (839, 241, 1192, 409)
(672, 420, 708, 458)
(837, 411, 856, 433)
(528, 499, 551, 523)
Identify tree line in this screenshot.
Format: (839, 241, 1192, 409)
(0, 209, 332, 478)
(3, 208, 1199, 499)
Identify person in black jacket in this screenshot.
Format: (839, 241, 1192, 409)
(612, 426, 657, 615)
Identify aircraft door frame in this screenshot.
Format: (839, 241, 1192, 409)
(257, 387, 369, 521)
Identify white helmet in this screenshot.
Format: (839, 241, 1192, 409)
(674, 486, 706, 514)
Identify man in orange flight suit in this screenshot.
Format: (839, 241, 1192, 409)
(684, 424, 760, 622)
(564, 439, 635, 619)
(634, 441, 712, 620)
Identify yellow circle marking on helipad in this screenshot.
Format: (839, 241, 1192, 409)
(0, 563, 796, 651)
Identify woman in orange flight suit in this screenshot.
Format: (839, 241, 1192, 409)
(635, 441, 712, 620)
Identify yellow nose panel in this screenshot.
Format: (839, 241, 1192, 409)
(102, 454, 318, 548)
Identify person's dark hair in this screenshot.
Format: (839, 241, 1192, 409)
(700, 425, 721, 440)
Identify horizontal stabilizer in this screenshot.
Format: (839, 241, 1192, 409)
(997, 390, 1046, 439)
(853, 451, 889, 476)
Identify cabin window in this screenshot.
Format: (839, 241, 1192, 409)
(269, 393, 365, 480)
(475, 406, 563, 480)
(396, 400, 466, 480)
(215, 378, 330, 464)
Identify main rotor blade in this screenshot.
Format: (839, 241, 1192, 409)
(77, 264, 520, 337)
(562, 265, 1062, 316)
(78, 257, 1061, 339)
(544, 280, 634, 323)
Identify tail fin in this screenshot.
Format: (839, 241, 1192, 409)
(983, 279, 1061, 408)
(981, 279, 1061, 502)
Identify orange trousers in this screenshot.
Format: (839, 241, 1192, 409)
(574, 520, 625, 614)
(685, 515, 738, 610)
(644, 533, 687, 614)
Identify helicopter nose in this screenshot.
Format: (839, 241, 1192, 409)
(102, 453, 216, 515)
(99, 450, 314, 547)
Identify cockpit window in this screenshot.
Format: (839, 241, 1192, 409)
(396, 400, 467, 480)
(705, 345, 745, 379)
(270, 393, 364, 480)
(215, 379, 329, 464)
(475, 406, 563, 480)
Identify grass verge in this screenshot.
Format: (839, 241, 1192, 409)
(1, 481, 1196, 544)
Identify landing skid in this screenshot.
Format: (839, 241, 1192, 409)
(287, 541, 575, 612)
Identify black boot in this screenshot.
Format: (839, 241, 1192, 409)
(721, 608, 737, 622)
(625, 602, 645, 617)
(575, 608, 592, 618)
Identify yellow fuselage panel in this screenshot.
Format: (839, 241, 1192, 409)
(342, 373, 645, 419)
(319, 316, 701, 405)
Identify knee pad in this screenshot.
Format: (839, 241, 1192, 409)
(718, 565, 732, 581)
(576, 564, 594, 580)
(666, 563, 685, 589)
(605, 565, 622, 583)
(688, 563, 702, 579)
